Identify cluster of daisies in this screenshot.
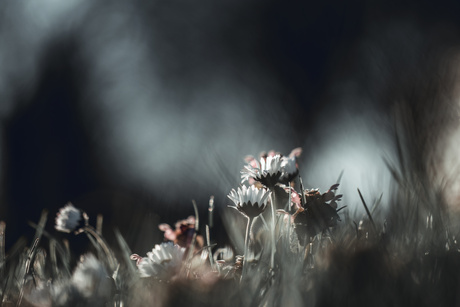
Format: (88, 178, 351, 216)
(5, 143, 460, 306)
(126, 148, 344, 283)
(53, 148, 344, 284)
(226, 148, 344, 276)
(121, 148, 345, 284)
(0, 147, 347, 306)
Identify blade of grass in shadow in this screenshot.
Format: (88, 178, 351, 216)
(2, 237, 27, 305)
(32, 209, 48, 244)
(49, 239, 60, 278)
(96, 214, 103, 235)
(336, 170, 344, 185)
(83, 225, 118, 272)
(0, 222, 5, 285)
(114, 228, 137, 277)
(393, 116, 408, 182)
(28, 221, 71, 276)
(299, 176, 306, 207)
(16, 237, 39, 307)
(183, 200, 199, 277)
(205, 225, 216, 271)
(370, 193, 383, 216)
(357, 188, 377, 235)
(383, 156, 403, 185)
(353, 221, 360, 240)
(17, 210, 48, 306)
(85, 229, 104, 258)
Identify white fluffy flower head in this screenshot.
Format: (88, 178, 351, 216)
(241, 155, 283, 187)
(55, 203, 84, 233)
(132, 242, 185, 279)
(71, 254, 113, 299)
(227, 185, 271, 218)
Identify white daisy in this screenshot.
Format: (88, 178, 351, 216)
(281, 156, 297, 179)
(133, 242, 185, 279)
(55, 203, 84, 233)
(241, 155, 283, 188)
(280, 147, 302, 183)
(71, 254, 113, 299)
(227, 185, 271, 219)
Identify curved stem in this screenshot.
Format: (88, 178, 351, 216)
(241, 217, 254, 282)
(84, 226, 118, 272)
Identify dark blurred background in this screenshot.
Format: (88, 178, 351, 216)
(1, 0, 460, 253)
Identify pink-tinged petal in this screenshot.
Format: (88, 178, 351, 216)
(130, 254, 143, 266)
(186, 216, 195, 225)
(289, 147, 302, 158)
(164, 229, 177, 241)
(276, 209, 289, 215)
(158, 223, 172, 232)
(290, 189, 301, 207)
(244, 155, 255, 163)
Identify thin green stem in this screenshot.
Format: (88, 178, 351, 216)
(285, 186, 292, 212)
(242, 217, 254, 282)
(0, 222, 5, 283)
(206, 225, 216, 271)
(269, 193, 276, 270)
(183, 200, 200, 277)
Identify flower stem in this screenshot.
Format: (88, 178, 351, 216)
(242, 217, 254, 282)
(84, 226, 118, 272)
(0, 222, 5, 284)
(206, 225, 216, 271)
(259, 215, 270, 232)
(183, 200, 200, 278)
(269, 192, 276, 270)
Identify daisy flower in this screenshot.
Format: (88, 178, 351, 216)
(241, 155, 283, 188)
(227, 185, 271, 219)
(71, 254, 113, 299)
(55, 203, 86, 233)
(131, 242, 185, 279)
(280, 148, 302, 183)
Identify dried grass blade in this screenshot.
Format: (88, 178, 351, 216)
(357, 188, 377, 234)
(0, 222, 5, 281)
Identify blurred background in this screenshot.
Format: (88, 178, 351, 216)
(1, 0, 460, 252)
